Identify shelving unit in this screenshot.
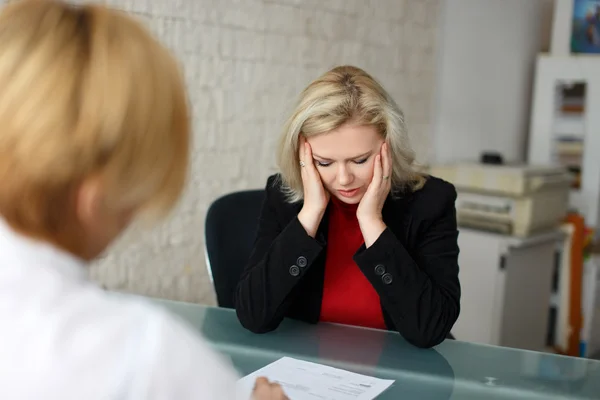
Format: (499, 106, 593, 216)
(528, 54, 600, 231)
(527, 53, 600, 357)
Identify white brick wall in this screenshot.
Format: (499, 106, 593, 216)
(2, 0, 442, 304)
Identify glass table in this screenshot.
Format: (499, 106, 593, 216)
(149, 298, 600, 399)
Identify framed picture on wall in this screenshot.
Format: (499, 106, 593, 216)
(571, 0, 600, 53)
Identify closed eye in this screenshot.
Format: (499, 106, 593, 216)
(354, 157, 368, 164)
(315, 160, 331, 167)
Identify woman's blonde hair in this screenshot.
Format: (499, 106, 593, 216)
(0, 0, 189, 251)
(276, 65, 426, 203)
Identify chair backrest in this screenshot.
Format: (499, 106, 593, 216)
(204, 189, 265, 308)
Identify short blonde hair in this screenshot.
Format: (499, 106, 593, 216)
(0, 0, 189, 250)
(276, 65, 426, 203)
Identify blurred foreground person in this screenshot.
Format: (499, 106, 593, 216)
(0, 1, 285, 399)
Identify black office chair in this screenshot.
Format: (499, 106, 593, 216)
(204, 189, 266, 309)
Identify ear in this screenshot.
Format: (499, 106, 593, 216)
(75, 176, 105, 227)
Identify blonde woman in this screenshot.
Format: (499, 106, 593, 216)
(234, 66, 460, 348)
(0, 1, 286, 399)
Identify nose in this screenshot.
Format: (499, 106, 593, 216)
(337, 164, 354, 186)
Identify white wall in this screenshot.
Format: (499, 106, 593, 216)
(11, 0, 443, 304)
(432, 0, 553, 164)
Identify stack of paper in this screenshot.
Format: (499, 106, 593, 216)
(236, 357, 394, 400)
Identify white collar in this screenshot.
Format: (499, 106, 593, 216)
(0, 216, 87, 282)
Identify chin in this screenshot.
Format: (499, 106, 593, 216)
(334, 193, 363, 204)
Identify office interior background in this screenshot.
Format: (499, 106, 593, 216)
(36, 0, 597, 359)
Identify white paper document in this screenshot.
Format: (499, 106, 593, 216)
(236, 357, 394, 400)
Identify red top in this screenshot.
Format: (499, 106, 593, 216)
(319, 197, 387, 330)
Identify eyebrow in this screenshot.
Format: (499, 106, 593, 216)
(312, 151, 372, 162)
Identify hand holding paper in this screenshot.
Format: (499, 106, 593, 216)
(238, 357, 394, 400)
(251, 377, 289, 400)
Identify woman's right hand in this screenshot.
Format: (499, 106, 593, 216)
(252, 377, 289, 400)
(297, 136, 329, 238)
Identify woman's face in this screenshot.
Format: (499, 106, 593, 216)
(306, 124, 384, 205)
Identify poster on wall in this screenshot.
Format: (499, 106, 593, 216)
(571, 0, 600, 53)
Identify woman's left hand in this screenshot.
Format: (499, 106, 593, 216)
(356, 142, 392, 247)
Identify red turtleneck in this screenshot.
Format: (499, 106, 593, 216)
(319, 196, 387, 329)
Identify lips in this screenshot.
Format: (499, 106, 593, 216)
(337, 188, 359, 198)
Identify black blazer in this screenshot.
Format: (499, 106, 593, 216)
(234, 173, 461, 348)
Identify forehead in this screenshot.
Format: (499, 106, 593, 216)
(307, 124, 382, 159)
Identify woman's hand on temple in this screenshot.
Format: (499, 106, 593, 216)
(356, 142, 392, 247)
(297, 136, 329, 238)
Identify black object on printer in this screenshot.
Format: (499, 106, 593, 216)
(480, 152, 504, 165)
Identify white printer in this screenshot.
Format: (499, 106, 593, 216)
(429, 163, 573, 237)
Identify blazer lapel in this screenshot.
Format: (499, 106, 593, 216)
(382, 194, 413, 247)
(315, 204, 331, 245)
(382, 195, 395, 227)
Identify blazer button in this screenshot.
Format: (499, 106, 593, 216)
(289, 265, 300, 277)
(374, 264, 386, 276)
(297, 256, 307, 268)
(382, 273, 393, 285)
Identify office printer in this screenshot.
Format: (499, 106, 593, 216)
(429, 163, 572, 237)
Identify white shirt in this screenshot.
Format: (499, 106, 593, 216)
(0, 218, 241, 400)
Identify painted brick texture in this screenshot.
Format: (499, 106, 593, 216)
(1, 0, 442, 304)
